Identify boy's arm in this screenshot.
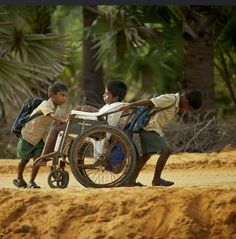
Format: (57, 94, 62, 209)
(47, 112, 67, 124)
(119, 99, 155, 111)
(38, 100, 67, 123)
(75, 105, 99, 112)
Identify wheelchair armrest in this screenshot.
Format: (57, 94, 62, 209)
(71, 102, 126, 119)
(70, 110, 99, 120)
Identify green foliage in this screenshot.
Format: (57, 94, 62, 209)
(51, 6, 83, 107)
(0, 6, 69, 111)
(1, 5, 236, 120)
(85, 5, 184, 96)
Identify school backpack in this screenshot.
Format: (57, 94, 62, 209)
(11, 98, 44, 137)
(128, 106, 154, 133)
(128, 95, 177, 133)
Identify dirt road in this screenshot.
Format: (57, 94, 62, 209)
(0, 150, 236, 239)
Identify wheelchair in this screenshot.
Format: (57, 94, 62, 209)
(35, 104, 137, 189)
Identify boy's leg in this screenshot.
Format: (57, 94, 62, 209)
(126, 153, 151, 186)
(27, 140, 45, 188)
(152, 148, 174, 186)
(34, 123, 66, 166)
(28, 162, 41, 188)
(17, 159, 29, 180)
(41, 123, 66, 155)
(13, 159, 29, 188)
(138, 130, 174, 187)
(14, 136, 32, 188)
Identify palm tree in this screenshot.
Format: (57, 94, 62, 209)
(181, 6, 217, 110)
(86, 5, 236, 112)
(0, 6, 68, 123)
(84, 5, 185, 99)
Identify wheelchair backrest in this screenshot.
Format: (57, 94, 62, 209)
(68, 118, 107, 136)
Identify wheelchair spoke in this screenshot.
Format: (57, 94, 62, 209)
(69, 125, 137, 187)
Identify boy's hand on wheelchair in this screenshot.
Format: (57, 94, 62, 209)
(59, 118, 67, 124)
(66, 114, 74, 122)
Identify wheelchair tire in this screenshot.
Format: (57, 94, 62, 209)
(47, 169, 69, 189)
(68, 125, 137, 188)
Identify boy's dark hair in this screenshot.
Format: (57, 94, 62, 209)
(184, 89, 202, 110)
(107, 80, 127, 102)
(48, 82, 68, 97)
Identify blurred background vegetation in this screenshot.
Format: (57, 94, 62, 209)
(0, 5, 235, 157)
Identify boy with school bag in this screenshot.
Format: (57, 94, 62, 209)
(12, 82, 68, 188)
(120, 89, 202, 187)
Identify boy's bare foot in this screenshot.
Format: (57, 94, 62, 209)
(152, 178, 174, 187)
(125, 181, 145, 187)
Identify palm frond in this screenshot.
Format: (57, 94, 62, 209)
(215, 8, 236, 50)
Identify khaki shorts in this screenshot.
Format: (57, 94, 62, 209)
(16, 135, 44, 160)
(139, 129, 169, 155)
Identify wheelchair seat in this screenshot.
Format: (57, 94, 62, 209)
(68, 102, 126, 137)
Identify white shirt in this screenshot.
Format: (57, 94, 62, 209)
(99, 102, 124, 126)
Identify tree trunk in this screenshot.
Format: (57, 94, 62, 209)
(185, 36, 215, 111)
(183, 34, 218, 151)
(81, 6, 104, 108)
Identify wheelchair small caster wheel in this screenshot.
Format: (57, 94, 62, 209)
(48, 169, 69, 189)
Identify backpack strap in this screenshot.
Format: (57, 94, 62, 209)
(27, 111, 43, 123)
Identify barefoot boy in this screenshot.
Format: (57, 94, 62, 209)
(13, 82, 68, 188)
(120, 89, 202, 187)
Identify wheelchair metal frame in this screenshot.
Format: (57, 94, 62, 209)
(35, 107, 137, 188)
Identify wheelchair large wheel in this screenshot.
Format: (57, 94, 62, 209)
(68, 125, 137, 188)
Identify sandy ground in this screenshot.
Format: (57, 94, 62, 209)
(0, 147, 236, 239)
